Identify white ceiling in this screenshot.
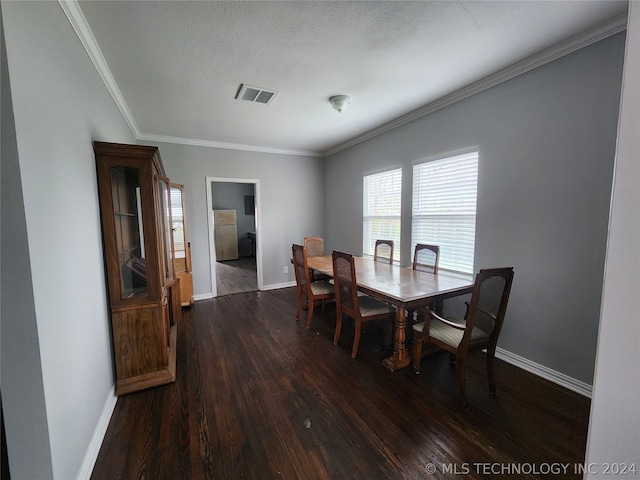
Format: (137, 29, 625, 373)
(73, 1, 628, 156)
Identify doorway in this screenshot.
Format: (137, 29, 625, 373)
(206, 177, 261, 297)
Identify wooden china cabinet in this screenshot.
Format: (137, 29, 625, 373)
(94, 141, 181, 396)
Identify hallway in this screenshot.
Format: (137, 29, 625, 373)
(215, 257, 257, 296)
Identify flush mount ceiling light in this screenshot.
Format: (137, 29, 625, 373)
(329, 95, 352, 113)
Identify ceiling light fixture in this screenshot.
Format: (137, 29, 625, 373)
(329, 95, 352, 113)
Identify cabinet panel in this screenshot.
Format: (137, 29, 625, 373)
(111, 306, 166, 379)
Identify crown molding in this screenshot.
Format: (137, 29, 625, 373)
(59, 0, 321, 157)
(60, 0, 626, 159)
(58, 0, 141, 137)
(323, 12, 628, 157)
(137, 133, 323, 157)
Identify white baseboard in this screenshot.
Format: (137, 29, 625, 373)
(193, 292, 215, 301)
(495, 347, 593, 398)
(261, 281, 296, 291)
(75, 387, 118, 480)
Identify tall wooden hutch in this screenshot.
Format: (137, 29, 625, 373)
(94, 142, 181, 395)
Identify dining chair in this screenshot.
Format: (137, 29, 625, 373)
(304, 236, 324, 257)
(332, 250, 396, 358)
(373, 239, 394, 265)
(412, 267, 514, 406)
(292, 244, 335, 328)
(304, 236, 330, 281)
(413, 243, 440, 274)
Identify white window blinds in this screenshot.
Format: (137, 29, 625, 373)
(363, 168, 402, 262)
(412, 152, 478, 274)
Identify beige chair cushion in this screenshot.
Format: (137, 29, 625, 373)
(310, 281, 334, 295)
(413, 317, 488, 348)
(358, 295, 395, 317)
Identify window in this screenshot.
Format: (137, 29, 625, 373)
(412, 152, 478, 274)
(363, 168, 402, 262)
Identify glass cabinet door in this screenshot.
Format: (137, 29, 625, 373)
(170, 185, 187, 274)
(157, 176, 174, 283)
(110, 166, 148, 299)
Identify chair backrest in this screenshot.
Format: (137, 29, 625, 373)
(292, 244, 311, 293)
(374, 239, 394, 264)
(413, 244, 440, 274)
(332, 250, 359, 318)
(304, 236, 324, 257)
(463, 267, 514, 348)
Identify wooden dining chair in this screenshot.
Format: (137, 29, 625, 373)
(412, 267, 514, 406)
(304, 236, 324, 257)
(373, 239, 394, 265)
(332, 250, 396, 358)
(304, 236, 330, 281)
(413, 243, 440, 274)
(292, 244, 335, 328)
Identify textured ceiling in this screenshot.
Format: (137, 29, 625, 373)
(75, 1, 628, 156)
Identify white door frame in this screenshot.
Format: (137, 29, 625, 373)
(206, 176, 262, 297)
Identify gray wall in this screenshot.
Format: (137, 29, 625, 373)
(147, 141, 325, 296)
(1, 2, 135, 478)
(324, 32, 626, 385)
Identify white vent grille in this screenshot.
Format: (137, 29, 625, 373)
(236, 84, 278, 105)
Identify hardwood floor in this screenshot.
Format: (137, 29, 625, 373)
(91, 287, 590, 480)
(215, 256, 258, 296)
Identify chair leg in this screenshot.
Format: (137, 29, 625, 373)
(295, 292, 303, 321)
(486, 347, 497, 396)
(413, 333, 424, 373)
(351, 319, 362, 358)
(305, 299, 315, 328)
(456, 357, 468, 407)
(333, 312, 343, 346)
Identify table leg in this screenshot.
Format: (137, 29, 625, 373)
(382, 305, 411, 371)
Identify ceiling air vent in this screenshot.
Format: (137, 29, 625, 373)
(236, 84, 278, 105)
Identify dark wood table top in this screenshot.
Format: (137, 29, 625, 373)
(306, 254, 474, 371)
(306, 254, 473, 307)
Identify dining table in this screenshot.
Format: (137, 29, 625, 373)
(306, 254, 474, 371)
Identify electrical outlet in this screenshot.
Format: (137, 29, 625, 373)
(284, 265, 289, 274)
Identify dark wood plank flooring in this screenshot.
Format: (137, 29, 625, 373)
(216, 257, 258, 296)
(91, 287, 590, 479)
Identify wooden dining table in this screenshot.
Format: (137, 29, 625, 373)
(306, 254, 474, 371)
